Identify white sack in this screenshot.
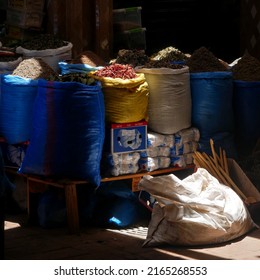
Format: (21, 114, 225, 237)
(138, 168, 256, 247)
(16, 42, 73, 72)
(136, 66, 191, 134)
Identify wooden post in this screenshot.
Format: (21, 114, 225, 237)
(64, 184, 80, 234)
(95, 0, 113, 61)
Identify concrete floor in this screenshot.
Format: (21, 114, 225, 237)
(3, 212, 260, 260)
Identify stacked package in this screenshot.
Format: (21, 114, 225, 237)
(113, 6, 146, 52)
(107, 152, 141, 176)
(139, 127, 200, 172)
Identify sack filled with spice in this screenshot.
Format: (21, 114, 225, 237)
(90, 63, 149, 123)
(187, 47, 236, 157)
(19, 79, 105, 186)
(16, 34, 73, 72)
(136, 61, 191, 135)
(0, 74, 38, 144)
(231, 54, 260, 156)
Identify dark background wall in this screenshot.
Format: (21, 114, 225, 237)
(113, 0, 241, 63)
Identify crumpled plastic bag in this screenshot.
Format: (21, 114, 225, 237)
(138, 168, 256, 247)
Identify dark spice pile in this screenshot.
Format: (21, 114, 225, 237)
(150, 46, 187, 62)
(232, 54, 260, 81)
(12, 58, 59, 80)
(114, 49, 149, 67)
(19, 34, 68, 50)
(71, 50, 106, 67)
(142, 59, 184, 69)
(186, 46, 228, 73)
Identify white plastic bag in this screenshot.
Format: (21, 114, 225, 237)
(138, 168, 256, 247)
(16, 42, 73, 72)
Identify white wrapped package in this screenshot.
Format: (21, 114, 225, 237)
(170, 141, 198, 156)
(110, 163, 139, 176)
(175, 127, 200, 145)
(107, 152, 140, 166)
(139, 156, 171, 172)
(147, 131, 174, 147)
(138, 168, 256, 247)
(141, 146, 171, 157)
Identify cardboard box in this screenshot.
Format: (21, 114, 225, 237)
(228, 158, 260, 202)
(111, 121, 147, 154)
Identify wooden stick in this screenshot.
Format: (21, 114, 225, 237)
(223, 150, 229, 175)
(208, 154, 247, 200)
(219, 147, 224, 170)
(210, 138, 219, 166)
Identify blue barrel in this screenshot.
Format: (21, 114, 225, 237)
(190, 71, 236, 157)
(233, 80, 260, 155)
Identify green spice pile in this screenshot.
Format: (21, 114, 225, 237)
(232, 54, 260, 81)
(12, 58, 59, 80)
(186, 46, 228, 73)
(150, 46, 187, 62)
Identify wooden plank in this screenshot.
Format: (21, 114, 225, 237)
(95, 0, 113, 61)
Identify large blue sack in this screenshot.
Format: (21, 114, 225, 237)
(0, 75, 38, 144)
(190, 71, 236, 157)
(91, 181, 147, 228)
(233, 80, 260, 155)
(19, 79, 105, 186)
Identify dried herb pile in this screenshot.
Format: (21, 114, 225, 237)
(150, 46, 187, 62)
(232, 54, 260, 81)
(187, 46, 228, 73)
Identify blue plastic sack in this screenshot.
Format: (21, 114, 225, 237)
(19, 79, 105, 186)
(190, 71, 236, 157)
(0, 75, 38, 144)
(92, 181, 145, 228)
(59, 61, 103, 74)
(233, 80, 260, 154)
